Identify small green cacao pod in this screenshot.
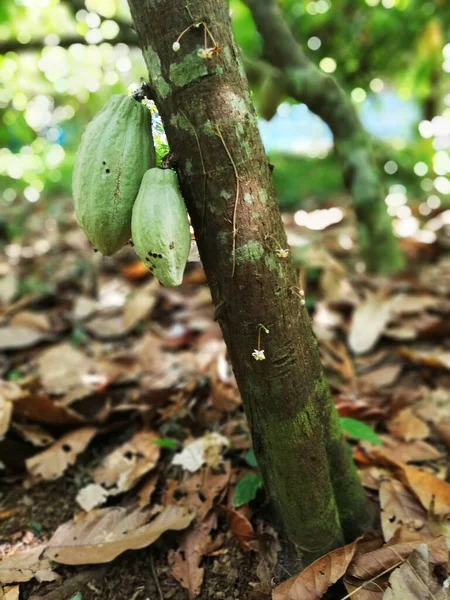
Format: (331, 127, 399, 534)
(73, 94, 156, 256)
(131, 168, 191, 287)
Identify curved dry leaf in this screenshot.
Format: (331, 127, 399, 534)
(273, 538, 361, 600)
(348, 295, 393, 355)
(10, 311, 51, 332)
(222, 506, 258, 552)
(0, 544, 53, 584)
(92, 430, 160, 494)
(362, 436, 441, 464)
(383, 544, 447, 600)
(0, 586, 20, 600)
(348, 536, 448, 580)
(169, 512, 216, 599)
(387, 409, 430, 442)
(380, 479, 430, 542)
(172, 433, 229, 473)
(398, 347, 450, 371)
(45, 504, 195, 565)
(25, 427, 97, 482)
(76, 430, 161, 510)
(0, 327, 50, 351)
(399, 464, 450, 517)
(11, 423, 55, 448)
(37, 343, 120, 397)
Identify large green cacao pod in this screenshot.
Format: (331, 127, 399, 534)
(131, 168, 191, 287)
(73, 94, 155, 256)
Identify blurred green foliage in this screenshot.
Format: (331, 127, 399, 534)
(0, 0, 449, 240)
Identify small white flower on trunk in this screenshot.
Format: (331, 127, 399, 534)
(172, 41, 181, 52)
(275, 248, 290, 259)
(252, 349, 266, 361)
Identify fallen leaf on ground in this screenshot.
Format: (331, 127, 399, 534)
(138, 473, 159, 508)
(0, 380, 28, 436)
(362, 435, 442, 463)
(123, 279, 159, 330)
(166, 464, 231, 523)
(347, 534, 447, 580)
(37, 343, 120, 397)
(0, 586, 20, 600)
(169, 511, 217, 599)
(273, 537, 362, 600)
(398, 463, 450, 517)
(383, 543, 447, 600)
(45, 504, 195, 565)
(348, 295, 393, 355)
(11, 423, 55, 447)
(387, 408, 430, 442)
(0, 272, 17, 305)
(10, 311, 51, 332)
(358, 364, 402, 389)
(398, 347, 450, 370)
(172, 433, 229, 472)
(26, 427, 97, 482)
(76, 430, 161, 509)
(222, 506, 258, 552)
(210, 353, 241, 413)
(379, 479, 431, 542)
(0, 327, 50, 351)
(0, 544, 55, 584)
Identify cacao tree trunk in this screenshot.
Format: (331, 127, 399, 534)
(127, 0, 372, 563)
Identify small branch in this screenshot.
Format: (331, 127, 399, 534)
(0, 32, 137, 53)
(243, 0, 403, 274)
(214, 124, 241, 277)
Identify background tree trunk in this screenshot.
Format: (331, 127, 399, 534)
(243, 0, 404, 276)
(127, 0, 372, 563)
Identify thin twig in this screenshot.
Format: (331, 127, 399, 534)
(180, 109, 207, 234)
(150, 551, 164, 600)
(214, 125, 240, 277)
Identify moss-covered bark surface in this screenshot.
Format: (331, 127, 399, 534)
(127, 0, 371, 563)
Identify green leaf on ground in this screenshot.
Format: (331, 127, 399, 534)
(153, 437, 178, 450)
(340, 417, 383, 446)
(244, 448, 258, 467)
(233, 473, 263, 507)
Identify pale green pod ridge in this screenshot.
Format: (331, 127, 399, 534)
(132, 168, 191, 287)
(72, 94, 156, 256)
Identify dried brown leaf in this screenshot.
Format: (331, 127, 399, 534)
(169, 512, 216, 598)
(347, 536, 447, 580)
(0, 327, 49, 351)
(387, 409, 430, 442)
(383, 543, 447, 600)
(358, 365, 401, 389)
(11, 423, 55, 447)
(88, 430, 160, 501)
(0, 585, 20, 600)
(222, 506, 258, 552)
(348, 295, 393, 355)
(362, 436, 442, 464)
(26, 427, 97, 482)
(273, 537, 361, 600)
(398, 347, 450, 371)
(10, 311, 51, 332)
(379, 479, 430, 542)
(0, 544, 54, 584)
(45, 505, 195, 565)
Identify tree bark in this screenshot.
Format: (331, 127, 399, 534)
(243, 0, 404, 276)
(126, 0, 372, 563)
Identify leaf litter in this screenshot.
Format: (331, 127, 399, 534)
(1, 206, 450, 599)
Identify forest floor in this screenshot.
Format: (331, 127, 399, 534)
(1, 197, 450, 600)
